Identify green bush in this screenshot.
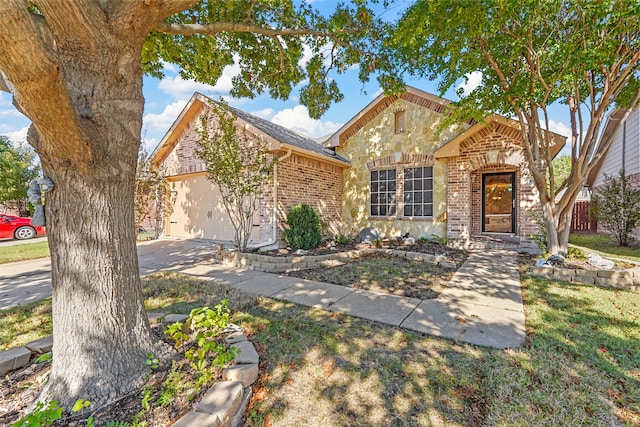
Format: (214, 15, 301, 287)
(283, 204, 322, 251)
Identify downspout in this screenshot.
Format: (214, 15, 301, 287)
(252, 149, 292, 249)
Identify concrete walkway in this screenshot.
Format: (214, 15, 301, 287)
(1, 239, 525, 349)
(172, 249, 526, 349)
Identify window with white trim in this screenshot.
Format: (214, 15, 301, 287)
(403, 166, 433, 217)
(370, 169, 397, 217)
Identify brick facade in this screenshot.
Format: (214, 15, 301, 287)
(446, 126, 539, 250)
(158, 103, 344, 246)
(276, 152, 344, 241)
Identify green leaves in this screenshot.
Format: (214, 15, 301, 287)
(0, 135, 40, 210)
(195, 100, 276, 251)
(143, 0, 398, 118)
(283, 203, 323, 251)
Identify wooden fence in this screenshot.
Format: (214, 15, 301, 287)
(571, 201, 597, 232)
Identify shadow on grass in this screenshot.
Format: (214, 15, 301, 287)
(235, 300, 494, 427)
(521, 275, 640, 418)
(232, 273, 640, 426)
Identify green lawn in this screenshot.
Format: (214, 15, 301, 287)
(0, 240, 50, 264)
(570, 233, 640, 263)
(2, 270, 639, 425)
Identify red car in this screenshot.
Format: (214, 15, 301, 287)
(0, 214, 46, 240)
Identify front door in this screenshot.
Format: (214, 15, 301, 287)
(482, 172, 515, 233)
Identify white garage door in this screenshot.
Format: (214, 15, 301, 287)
(167, 175, 259, 243)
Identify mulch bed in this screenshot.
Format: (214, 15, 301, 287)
(286, 251, 455, 300)
(259, 239, 469, 267)
(0, 324, 226, 427)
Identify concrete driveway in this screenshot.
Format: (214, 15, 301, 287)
(0, 238, 219, 310)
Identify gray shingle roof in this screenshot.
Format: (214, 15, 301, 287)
(222, 103, 349, 164)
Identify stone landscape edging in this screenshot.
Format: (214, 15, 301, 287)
(530, 265, 640, 291)
(0, 316, 257, 427)
(220, 247, 458, 273)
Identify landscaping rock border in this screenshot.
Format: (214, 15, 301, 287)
(220, 247, 457, 273)
(0, 315, 258, 427)
(531, 265, 640, 291)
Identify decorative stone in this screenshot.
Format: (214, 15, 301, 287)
(228, 387, 253, 427)
(356, 227, 380, 243)
(195, 380, 244, 422)
(0, 346, 32, 376)
(164, 314, 188, 323)
(223, 363, 259, 387)
(232, 341, 259, 365)
(587, 253, 614, 270)
(147, 312, 165, 324)
(170, 411, 221, 427)
(224, 332, 247, 344)
(25, 336, 53, 354)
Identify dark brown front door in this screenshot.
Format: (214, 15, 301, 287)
(482, 172, 515, 233)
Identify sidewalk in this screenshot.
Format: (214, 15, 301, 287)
(173, 249, 526, 349)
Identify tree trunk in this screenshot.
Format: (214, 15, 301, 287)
(40, 171, 168, 406)
(29, 36, 170, 409)
(541, 194, 573, 256)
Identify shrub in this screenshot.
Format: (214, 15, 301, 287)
(592, 170, 640, 246)
(283, 204, 322, 250)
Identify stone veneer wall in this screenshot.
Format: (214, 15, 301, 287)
(336, 98, 462, 240)
(447, 125, 539, 249)
(275, 152, 344, 242)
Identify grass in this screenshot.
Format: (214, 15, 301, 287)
(0, 240, 50, 264)
(2, 269, 639, 425)
(287, 252, 453, 300)
(570, 233, 640, 263)
(0, 299, 52, 350)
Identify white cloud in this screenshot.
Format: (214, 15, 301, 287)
(161, 61, 179, 74)
(270, 105, 343, 138)
(547, 119, 570, 137)
(251, 108, 276, 120)
(143, 100, 189, 134)
(157, 63, 240, 100)
(457, 71, 483, 97)
(5, 126, 29, 143)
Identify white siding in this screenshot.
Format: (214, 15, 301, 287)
(592, 108, 640, 188)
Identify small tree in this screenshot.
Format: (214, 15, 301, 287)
(135, 147, 171, 238)
(592, 170, 640, 246)
(196, 101, 276, 251)
(283, 203, 323, 251)
(0, 136, 40, 215)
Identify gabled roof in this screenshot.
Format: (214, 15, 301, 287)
(151, 92, 349, 167)
(323, 85, 567, 159)
(324, 86, 458, 148)
(434, 115, 567, 159)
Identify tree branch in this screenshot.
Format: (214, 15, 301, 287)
(156, 21, 332, 39)
(0, 74, 9, 93)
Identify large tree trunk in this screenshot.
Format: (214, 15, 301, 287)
(33, 51, 172, 406)
(0, 2, 187, 406)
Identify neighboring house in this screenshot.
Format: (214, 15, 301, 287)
(587, 106, 640, 236)
(325, 86, 565, 251)
(151, 93, 349, 247)
(153, 87, 566, 252)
